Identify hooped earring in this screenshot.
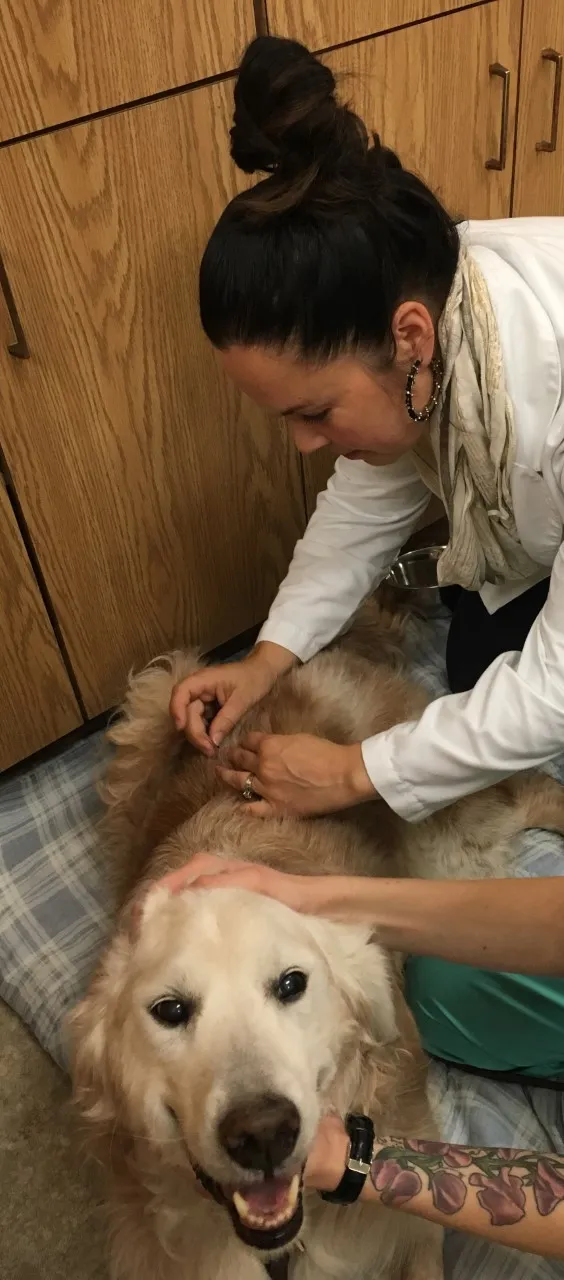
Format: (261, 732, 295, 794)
(405, 356, 443, 422)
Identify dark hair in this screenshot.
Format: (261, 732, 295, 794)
(199, 36, 459, 363)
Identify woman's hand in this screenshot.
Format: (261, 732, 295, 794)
(153, 852, 375, 923)
(304, 1114, 350, 1193)
(217, 732, 376, 817)
(155, 851, 324, 914)
(169, 642, 295, 754)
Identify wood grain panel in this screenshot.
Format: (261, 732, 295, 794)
(326, 1, 520, 219)
(513, 0, 564, 215)
(0, 479, 80, 770)
(301, 450, 335, 516)
(0, 81, 305, 717)
(0, 0, 256, 143)
(302, 0, 520, 512)
(267, 0, 485, 51)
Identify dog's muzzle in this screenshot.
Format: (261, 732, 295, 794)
(194, 1163, 304, 1253)
(171, 1093, 305, 1253)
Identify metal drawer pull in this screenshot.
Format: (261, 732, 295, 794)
(536, 48, 563, 153)
(0, 253, 30, 359)
(486, 62, 510, 171)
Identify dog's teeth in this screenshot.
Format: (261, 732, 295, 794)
(287, 1174, 300, 1210)
(232, 1191, 251, 1221)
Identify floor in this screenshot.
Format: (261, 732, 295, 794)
(0, 999, 106, 1280)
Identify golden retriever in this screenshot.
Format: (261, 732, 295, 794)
(70, 602, 564, 1280)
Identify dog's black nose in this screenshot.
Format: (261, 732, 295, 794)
(218, 1094, 301, 1173)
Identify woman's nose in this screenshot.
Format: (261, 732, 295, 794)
(290, 424, 328, 455)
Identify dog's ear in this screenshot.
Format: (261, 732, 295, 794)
(67, 940, 130, 1140)
(305, 918, 398, 1046)
(335, 925, 399, 1045)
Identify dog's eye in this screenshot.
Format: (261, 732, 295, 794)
(274, 969, 308, 1005)
(149, 998, 195, 1028)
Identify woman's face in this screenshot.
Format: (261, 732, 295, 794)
(220, 340, 434, 466)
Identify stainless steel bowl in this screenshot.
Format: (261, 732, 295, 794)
(385, 546, 446, 614)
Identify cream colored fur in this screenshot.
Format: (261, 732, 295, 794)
(70, 600, 564, 1280)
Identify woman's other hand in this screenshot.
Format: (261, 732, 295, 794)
(304, 1114, 350, 1193)
(155, 852, 323, 913)
(218, 732, 376, 817)
(169, 642, 295, 755)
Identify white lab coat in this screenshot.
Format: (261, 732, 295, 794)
(259, 218, 564, 821)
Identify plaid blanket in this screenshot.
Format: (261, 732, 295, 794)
(0, 734, 109, 1065)
(1, 612, 563, 1278)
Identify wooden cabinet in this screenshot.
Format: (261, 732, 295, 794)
(1, 0, 559, 768)
(0, 1, 256, 143)
(0, 478, 80, 770)
(327, 0, 520, 221)
(302, 0, 521, 507)
(0, 81, 305, 718)
(513, 0, 564, 216)
(266, 0, 478, 50)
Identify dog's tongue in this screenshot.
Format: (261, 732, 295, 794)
(238, 1177, 292, 1215)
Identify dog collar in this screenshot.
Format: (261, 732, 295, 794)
(194, 1163, 227, 1207)
(265, 1259, 290, 1280)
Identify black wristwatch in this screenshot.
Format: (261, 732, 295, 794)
(320, 1113, 375, 1205)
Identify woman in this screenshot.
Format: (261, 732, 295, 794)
(171, 35, 564, 1079)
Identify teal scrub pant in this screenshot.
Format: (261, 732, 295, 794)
(423, 579, 564, 1079)
(406, 957, 564, 1080)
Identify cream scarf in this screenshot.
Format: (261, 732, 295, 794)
(411, 246, 538, 590)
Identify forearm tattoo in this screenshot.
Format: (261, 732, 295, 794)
(371, 1138, 564, 1229)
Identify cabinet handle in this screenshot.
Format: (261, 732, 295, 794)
(0, 253, 30, 359)
(536, 48, 563, 153)
(485, 63, 511, 171)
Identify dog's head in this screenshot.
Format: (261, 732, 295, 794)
(71, 885, 397, 1252)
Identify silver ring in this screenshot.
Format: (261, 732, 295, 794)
(242, 774, 256, 802)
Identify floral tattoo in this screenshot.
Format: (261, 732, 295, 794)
(371, 1139, 564, 1229)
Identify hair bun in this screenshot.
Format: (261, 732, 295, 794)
(230, 35, 363, 179)
(370, 132, 403, 176)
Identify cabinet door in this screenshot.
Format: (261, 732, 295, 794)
(0, 479, 80, 770)
(0, 83, 305, 718)
(267, 0, 478, 50)
(0, 1, 256, 143)
(513, 0, 564, 215)
(328, 1, 520, 220)
(302, 0, 521, 507)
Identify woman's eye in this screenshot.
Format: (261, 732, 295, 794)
(273, 969, 308, 1005)
(300, 409, 329, 425)
(149, 997, 195, 1028)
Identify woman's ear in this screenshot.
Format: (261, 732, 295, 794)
(391, 300, 436, 370)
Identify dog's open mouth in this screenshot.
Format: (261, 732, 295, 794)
(231, 1172, 303, 1247)
(197, 1165, 304, 1251)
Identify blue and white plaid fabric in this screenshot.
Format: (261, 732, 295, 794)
(1, 611, 564, 1277)
(0, 735, 110, 1066)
